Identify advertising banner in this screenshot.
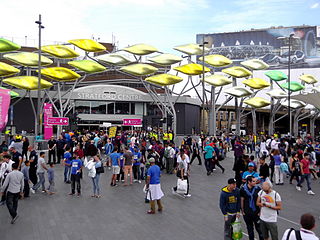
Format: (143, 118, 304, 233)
(44, 103, 53, 140)
(108, 126, 117, 138)
(0, 89, 11, 131)
(123, 119, 142, 126)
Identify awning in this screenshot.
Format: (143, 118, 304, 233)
(292, 92, 320, 109)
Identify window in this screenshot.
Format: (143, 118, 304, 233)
(130, 103, 135, 115)
(115, 102, 130, 114)
(75, 101, 90, 114)
(91, 101, 106, 114)
(107, 102, 115, 114)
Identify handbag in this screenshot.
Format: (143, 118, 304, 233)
(176, 178, 188, 194)
(95, 162, 104, 174)
(231, 218, 243, 240)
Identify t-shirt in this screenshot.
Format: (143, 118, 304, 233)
(71, 159, 82, 174)
(93, 136, 100, 147)
(123, 151, 133, 166)
(259, 190, 281, 222)
(48, 140, 56, 149)
(110, 152, 120, 166)
(147, 165, 161, 184)
(204, 145, 214, 159)
(234, 143, 244, 157)
(242, 171, 259, 180)
(274, 154, 282, 166)
(177, 154, 190, 176)
(12, 151, 22, 165)
(37, 157, 46, 173)
(282, 228, 319, 240)
(133, 152, 141, 166)
(64, 152, 72, 166)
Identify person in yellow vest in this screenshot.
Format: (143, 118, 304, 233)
(168, 132, 173, 143)
(163, 132, 168, 144)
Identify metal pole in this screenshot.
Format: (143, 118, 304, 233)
(202, 36, 206, 134)
(288, 34, 292, 137)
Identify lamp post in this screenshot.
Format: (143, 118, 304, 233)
(200, 37, 208, 134)
(35, 14, 44, 138)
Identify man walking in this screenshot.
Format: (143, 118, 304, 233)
(27, 145, 38, 186)
(240, 176, 264, 240)
(0, 163, 24, 224)
(163, 143, 175, 174)
(31, 152, 47, 193)
(257, 181, 282, 240)
(219, 178, 241, 240)
(190, 139, 202, 165)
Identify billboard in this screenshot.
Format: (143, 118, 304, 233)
(197, 26, 320, 69)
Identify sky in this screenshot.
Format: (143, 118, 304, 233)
(0, 0, 320, 52)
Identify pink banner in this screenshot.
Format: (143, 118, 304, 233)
(44, 103, 53, 140)
(123, 118, 142, 126)
(0, 89, 11, 132)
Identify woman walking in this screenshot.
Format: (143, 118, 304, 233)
(85, 155, 102, 198)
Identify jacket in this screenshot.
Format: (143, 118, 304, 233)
(219, 186, 241, 216)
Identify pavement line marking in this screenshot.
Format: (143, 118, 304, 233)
(278, 216, 300, 226)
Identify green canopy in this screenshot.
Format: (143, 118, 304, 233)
(0, 87, 20, 98)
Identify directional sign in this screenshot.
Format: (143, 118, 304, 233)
(123, 118, 142, 126)
(48, 117, 69, 126)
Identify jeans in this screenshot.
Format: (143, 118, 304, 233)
(133, 165, 141, 180)
(243, 213, 264, 240)
(205, 158, 212, 173)
(32, 173, 45, 191)
(140, 166, 145, 180)
(274, 165, 283, 184)
(298, 173, 312, 191)
(71, 174, 81, 194)
(47, 180, 55, 192)
(165, 157, 174, 173)
(260, 220, 278, 240)
(6, 191, 20, 218)
(64, 166, 71, 182)
(48, 150, 56, 164)
(224, 215, 236, 240)
(92, 173, 100, 195)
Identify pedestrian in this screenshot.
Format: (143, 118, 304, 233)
(240, 176, 264, 240)
(0, 162, 24, 224)
(56, 135, 66, 164)
(259, 156, 270, 183)
(27, 145, 38, 186)
(290, 152, 302, 186)
(172, 148, 191, 197)
(204, 143, 214, 176)
(297, 153, 315, 195)
(21, 161, 30, 198)
(123, 146, 133, 186)
(233, 155, 246, 188)
(273, 149, 284, 185)
(281, 213, 318, 240)
(47, 163, 55, 195)
(69, 153, 83, 196)
(21, 137, 29, 161)
(163, 143, 175, 173)
(219, 178, 241, 240)
(132, 146, 142, 183)
(242, 162, 259, 184)
(31, 152, 47, 193)
(47, 136, 57, 164)
(92, 155, 102, 197)
(145, 158, 164, 214)
(9, 147, 23, 170)
(190, 138, 202, 165)
(257, 181, 282, 240)
(0, 154, 14, 205)
(109, 146, 120, 186)
(63, 148, 72, 183)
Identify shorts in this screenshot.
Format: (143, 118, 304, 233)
(260, 219, 278, 239)
(112, 166, 120, 174)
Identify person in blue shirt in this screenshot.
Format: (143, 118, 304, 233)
(242, 162, 260, 184)
(109, 146, 120, 186)
(133, 147, 142, 183)
(93, 135, 100, 147)
(104, 139, 114, 168)
(204, 143, 215, 176)
(69, 153, 82, 196)
(63, 148, 72, 183)
(145, 158, 164, 214)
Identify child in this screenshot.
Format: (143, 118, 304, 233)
(63, 148, 72, 183)
(47, 163, 55, 195)
(21, 161, 30, 198)
(69, 153, 82, 196)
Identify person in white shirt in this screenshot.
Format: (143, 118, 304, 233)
(0, 155, 14, 205)
(282, 213, 318, 240)
(257, 181, 282, 240)
(172, 149, 191, 197)
(270, 138, 280, 150)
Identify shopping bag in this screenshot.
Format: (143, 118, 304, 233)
(176, 179, 188, 194)
(232, 218, 243, 240)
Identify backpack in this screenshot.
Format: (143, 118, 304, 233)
(286, 228, 302, 240)
(164, 148, 171, 158)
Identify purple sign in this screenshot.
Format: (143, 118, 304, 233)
(0, 89, 11, 131)
(48, 117, 69, 125)
(123, 118, 142, 126)
(44, 103, 53, 140)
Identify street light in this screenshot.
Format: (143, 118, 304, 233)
(35, 14, 44, 138)
(199, 37, 208, 134)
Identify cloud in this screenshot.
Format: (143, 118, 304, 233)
(311, 2, 319, 8)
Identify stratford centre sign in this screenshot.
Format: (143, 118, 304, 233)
(76, 92, 142, 101)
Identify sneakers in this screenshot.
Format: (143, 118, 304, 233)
(307, 190, 315, 195)
(134, 179, 138, 183)
(296, 186, 301, 191)
(30, 188, 35, 194)
(184, 194, 191, 198)
(11, 215, 19, 224)
(172, 187, 177, 194)
(138, 180, 142, 184)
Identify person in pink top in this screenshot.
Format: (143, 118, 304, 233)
(297, 153, 315, 195)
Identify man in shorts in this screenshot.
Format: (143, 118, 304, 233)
(109, 146, 120, 187)
(123, 146, 133, 186)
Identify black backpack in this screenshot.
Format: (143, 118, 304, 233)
(286, 228, 302, 240)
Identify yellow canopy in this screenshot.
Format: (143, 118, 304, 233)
(202, 74, 232, 87)
(174, 63, 210, 76)
(222, 66, 252, 78)
(68, 39, 106, 52)
(244, 97, 271, 108)
(41, 67, 81, 81)
(96, 53, 132, 65)
(299, 74, 318, 84)
(240, 59, 269, 70)
(148, 54, 182, 66)
(0, 38, 21, 53)
(122, 44, 158, 55)
(242, 78, 271, 89)
(68, 60, 106, 73)
(0, 62, 20, 77)
(4, 52, 53, 67)
(199, 54, 232, 67)
(41, 45, 80, 59)
(173, 43, 209, 55)
(145, 74, 183, 86)
(120, 63, 158, 76)
(224, 87, 253, 98)
(3, 76, 53, 90)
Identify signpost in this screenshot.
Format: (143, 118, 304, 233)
(48, 117, 69, 125)
(43, 103, 53, 139)
(122, 119, 142, 126)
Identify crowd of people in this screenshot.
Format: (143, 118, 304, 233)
(0, 130, 319, 239)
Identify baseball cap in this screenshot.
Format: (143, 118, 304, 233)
(248, 162, 255, 167)
(149, 157, 155, 163)
(227, 178, 236, 184)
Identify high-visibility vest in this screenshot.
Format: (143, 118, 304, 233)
(163, 133, 168, 140)
(169, 133, 173, 140)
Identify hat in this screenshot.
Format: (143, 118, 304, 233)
(227, 178, 236, 184)
(149, 157, 155, 163)
(248, 162, 255, 167)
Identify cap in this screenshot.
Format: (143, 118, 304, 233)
(149, 157, 155, 163)
(227, 178, 237, 184)
(248, 162, 255, 167)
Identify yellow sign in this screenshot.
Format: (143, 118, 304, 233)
(108, 126, 117, 138)
(302, 124, 308, 127)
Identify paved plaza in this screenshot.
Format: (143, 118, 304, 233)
(1, 152, 320, 240)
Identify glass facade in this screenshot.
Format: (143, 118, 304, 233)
(75, 101, 136, 115)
